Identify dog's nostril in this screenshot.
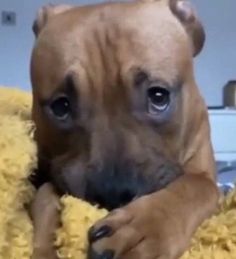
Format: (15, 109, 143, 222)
(119, 190, 135, 205)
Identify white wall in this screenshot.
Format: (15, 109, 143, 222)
(193, 0, 236, 106)
(0, 0, 104, 91)
(0, 0, 235, 106)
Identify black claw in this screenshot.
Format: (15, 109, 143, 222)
(88, 225, 113, 243)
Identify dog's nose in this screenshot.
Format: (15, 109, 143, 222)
(95, 185, 137, 210)
(118, 189, 136, 205)
(85, 176, 138, 210)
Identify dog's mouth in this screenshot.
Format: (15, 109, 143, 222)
(46, 154, 184, 211)
(84, 182, 153, 211)
(84, 178, 147, 211)
(85, 186, 140, 211)
(83, 163, 183, 211)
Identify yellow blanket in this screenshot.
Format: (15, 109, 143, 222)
(0, 86, 236, 259)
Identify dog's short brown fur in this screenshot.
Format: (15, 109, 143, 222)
(30, 1, 219, 258)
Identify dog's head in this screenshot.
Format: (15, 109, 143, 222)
(31, 0, 207, 210)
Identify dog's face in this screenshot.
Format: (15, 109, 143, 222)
(31, 0, 205, 210)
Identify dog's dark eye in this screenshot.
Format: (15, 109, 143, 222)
(147, 87, 170, 113)
(50, 96, 71, 120)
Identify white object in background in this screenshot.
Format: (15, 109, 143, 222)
(208, 109, 236, 161)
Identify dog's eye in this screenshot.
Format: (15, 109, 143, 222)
(147, 87, 170, 113)
(50, 96, 71, 120)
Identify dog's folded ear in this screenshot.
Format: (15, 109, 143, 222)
(33, 4, 73, 37)
(169, 0, 205, 57)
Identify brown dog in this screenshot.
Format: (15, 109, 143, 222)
(30, 0, 219, 258)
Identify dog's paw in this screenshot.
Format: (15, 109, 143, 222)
(87, 196, 182, 259)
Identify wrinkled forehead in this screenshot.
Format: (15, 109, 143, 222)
(31, 1, 193, 97)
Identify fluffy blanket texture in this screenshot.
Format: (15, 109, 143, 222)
(0, 86, 236, 259)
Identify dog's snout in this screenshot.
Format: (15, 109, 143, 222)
(119, 189, 136, 205)
(82, 157, 183, 211)
(85, 175, 138, 211)
(84, 162, 143, 210)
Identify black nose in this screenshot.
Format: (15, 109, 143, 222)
(85, 176, 138, 210)
(119, 189, 136, 205)
(87, 183, 137, 210)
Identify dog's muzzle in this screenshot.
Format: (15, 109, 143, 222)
(84, 160, 183, 210)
